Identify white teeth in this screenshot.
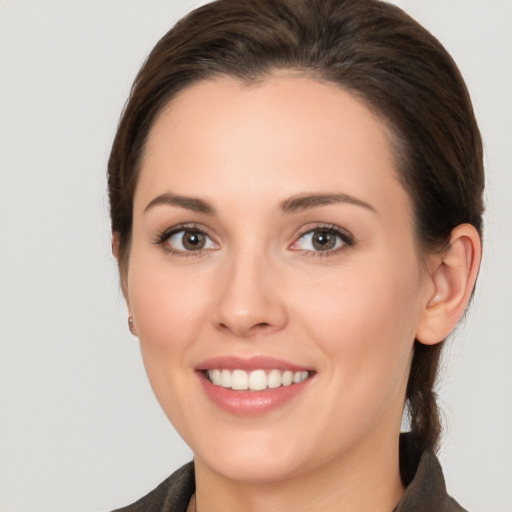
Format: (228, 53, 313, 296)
(281, 370, 293, 386)
(206, 368, 310, 391)
(220, 369, 231, 388)
(248, 369, 267, 391)
(267, 369, 282, 389)
(231, 369, 249, 390)
(210, 369, 221, 385)
(293, 371, 309, 383)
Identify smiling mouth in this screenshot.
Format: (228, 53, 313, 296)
(204, 368, 311, 391)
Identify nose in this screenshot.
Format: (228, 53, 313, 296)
(211, 249, 288, 339)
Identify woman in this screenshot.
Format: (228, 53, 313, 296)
(108, 0, 483, 510)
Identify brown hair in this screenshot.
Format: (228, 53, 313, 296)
(108, 0, 484, 454)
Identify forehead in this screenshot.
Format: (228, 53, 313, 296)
(137, 73, 411, 220)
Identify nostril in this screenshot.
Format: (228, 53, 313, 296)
(217, 321, 273, 337)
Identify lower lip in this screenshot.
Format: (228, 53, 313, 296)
(197, 372, 313, 416)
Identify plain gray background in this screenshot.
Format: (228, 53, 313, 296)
(1, 1, 511, 511)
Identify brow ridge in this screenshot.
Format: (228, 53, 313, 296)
(144, 192, 217, 215)
(144, 191, 375, 216)
(280, 193, 376, 214)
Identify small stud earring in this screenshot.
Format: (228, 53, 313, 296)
(128, 316, 137, 336)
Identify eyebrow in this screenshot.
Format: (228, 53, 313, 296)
(144, 191, 376, 216)
(144, 192, 217, 215)
(280, 193, 377, 214)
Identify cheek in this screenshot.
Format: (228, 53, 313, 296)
(129, 255, 210, 345)
(293, 254, 423, 401)
(126, 248, 214, 399)
(126, 253, 215, 435)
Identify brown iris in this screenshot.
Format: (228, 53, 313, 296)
(312, 230, 336, 251)
(181, 231, 206, 250)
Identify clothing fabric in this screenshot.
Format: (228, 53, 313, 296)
(112, 433, 467, 512)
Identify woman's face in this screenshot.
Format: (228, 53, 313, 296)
(126, 74, 434, 483)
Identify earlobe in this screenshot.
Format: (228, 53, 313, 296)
(112, 232, 120, 259)
(416, 224, 482, 345)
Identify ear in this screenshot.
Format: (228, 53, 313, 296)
(416, 223, 482, 345)
(112, 232, 130, 308)
(112, 231, 120, 260)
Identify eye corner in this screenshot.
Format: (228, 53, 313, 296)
(153, 223, 220, 257)
(289, 224, 355, 257)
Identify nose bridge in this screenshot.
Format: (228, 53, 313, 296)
(212, 242, 287, 337)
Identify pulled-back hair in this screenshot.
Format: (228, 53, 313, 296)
(108, 0, 484, 454)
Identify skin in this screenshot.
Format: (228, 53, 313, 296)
(119, 73, 481, 512)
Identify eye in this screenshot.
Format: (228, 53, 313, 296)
(157, 227, 218, 254)
(290, 226, 353, 254)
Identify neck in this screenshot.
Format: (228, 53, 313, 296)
(193, 433, 405, 512)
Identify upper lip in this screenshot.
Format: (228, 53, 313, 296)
(195, 356, 313, 372)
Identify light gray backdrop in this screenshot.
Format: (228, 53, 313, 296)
(1, 1, 511, 511)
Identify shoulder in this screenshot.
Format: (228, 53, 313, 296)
(110, 462, 195, 512)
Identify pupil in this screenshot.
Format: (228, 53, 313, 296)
(313, 231, 335, 250)
(183, 231, 205, 250)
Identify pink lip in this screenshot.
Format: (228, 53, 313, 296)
(195, 355, 311, 372)
(194, 356, 315, 416)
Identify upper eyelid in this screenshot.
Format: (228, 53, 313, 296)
(155, 224, 219, 256)
(289, 224, 355, 252)
(153, 222, 354, 249)
(293, 223, 354, 241)
(152, 225, 218, 255)
(157, 223, 214, 240)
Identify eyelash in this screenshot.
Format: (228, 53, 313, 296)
(153, 223, 216, 257)
(153, 223, 355, 258)
(291, 224, 355, 258)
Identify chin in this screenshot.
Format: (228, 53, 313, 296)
(187, 424, 313, 484)
(201, 448, 308, 484)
